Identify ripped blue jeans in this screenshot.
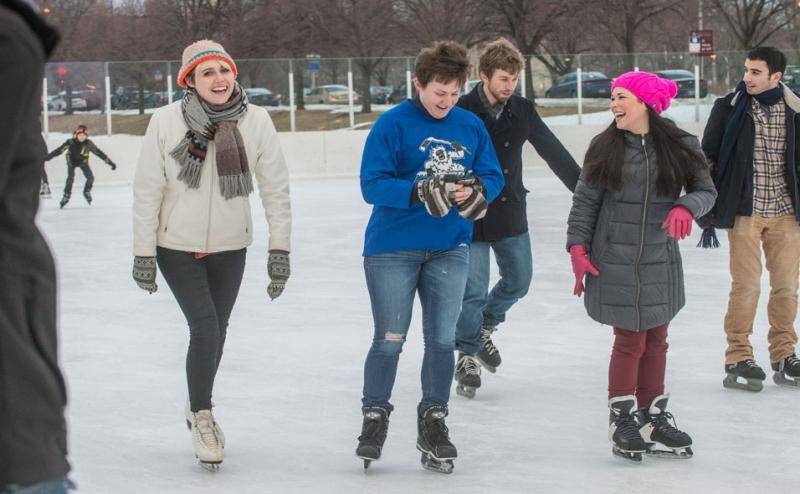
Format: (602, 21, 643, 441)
(361, 246, 469, 415)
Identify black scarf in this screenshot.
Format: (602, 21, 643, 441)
(698, 82, 785, 248)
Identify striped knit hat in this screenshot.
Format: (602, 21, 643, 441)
(177, 40, 238, 89)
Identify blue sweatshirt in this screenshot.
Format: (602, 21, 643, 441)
(361, 99, 505, 256)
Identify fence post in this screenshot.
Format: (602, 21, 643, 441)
(694, 64, 700, 123)
(406, 57, 412, 100)
(167, 61, 173, 104)
(42, 77, 49, 137)
(289, 60, 296, 132)
(520, 59, 527, 99)
(105, 62, 112, 136)
(348, 58, 355, 129)
(577, 56, 583, 126)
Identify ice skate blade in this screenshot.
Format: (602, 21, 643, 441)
(723, 374, 763, 392)
(647, 446, 693, 459)
(456, 384, 476, 399)
(419, 453, 454, 474)
(773, 372, 800, 388)
(199, 461, 221, 472)
(612, 446, 644, 463)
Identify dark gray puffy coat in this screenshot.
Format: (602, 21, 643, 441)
(566, 132, 716, 331)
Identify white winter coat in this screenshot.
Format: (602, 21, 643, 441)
(133, 102, 291, 256)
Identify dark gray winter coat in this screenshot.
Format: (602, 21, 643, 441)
(566, 132, 716, 331)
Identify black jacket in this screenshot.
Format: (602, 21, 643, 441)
(0, 1, 69, 487)
(46, 137, 110, 166)
(701, 84, 800, 228)
(457, 86, 580, 242)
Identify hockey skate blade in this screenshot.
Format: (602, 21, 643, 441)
(723, 374, 763, 392)
(773, 372, 800, 388)
(199, 461, 221, 472)
(419, 453, 454, 474)
(456, 384, 476, 399)
(612, 446, 644, 463)
(647, 446, 693, 459)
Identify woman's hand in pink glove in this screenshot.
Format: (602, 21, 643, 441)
(662, 205, 693, 240)
(569, 244, 599, 297)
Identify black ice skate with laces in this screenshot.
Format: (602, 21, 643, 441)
(723, 358, 766, 392)
(454, 352, 481, 399)
(608, 396, 647, 463)
(637, 394, 693, 459)
(476, 325, 501, 373)
(771, 354, 800, 388)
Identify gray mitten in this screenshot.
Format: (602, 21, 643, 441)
(267, 250, 290, 300)
(133, 256, 158, 294)
(456, 177, 488, 221)
(416, 177, 453, 217)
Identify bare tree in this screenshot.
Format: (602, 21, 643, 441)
(711, 0, 800, 50)
(394, 0, 487, 48)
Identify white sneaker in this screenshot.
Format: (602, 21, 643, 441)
(185, 399, 225, 448)
(189, 410, 223, 465)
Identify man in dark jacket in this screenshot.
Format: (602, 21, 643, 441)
(701, 46, 800, 392)
(0, 1, 72, 493)
(453, 38, 580, 398)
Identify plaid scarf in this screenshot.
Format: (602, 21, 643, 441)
(169, 83, 252, 199)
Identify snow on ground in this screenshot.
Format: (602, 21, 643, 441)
(40, 162, 799, 493)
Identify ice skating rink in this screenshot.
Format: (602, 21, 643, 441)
(42, 167, 798, 493)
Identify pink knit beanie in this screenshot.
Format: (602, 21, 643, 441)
(177, 40, 238, 89)
(611, 71, 678, 115)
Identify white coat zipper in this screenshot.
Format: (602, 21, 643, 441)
(635, 135, 651, 331)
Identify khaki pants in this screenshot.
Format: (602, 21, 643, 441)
(724, 215, 800, 364)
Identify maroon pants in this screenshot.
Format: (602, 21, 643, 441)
(608, 324, 668, 410)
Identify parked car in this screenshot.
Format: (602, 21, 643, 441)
(75, 90, 103, 111)
(305, 84, 359, 104)
(654, 70, 708, 98)
(47, 92, 88, 111)
(545, 71, 612, 98)
(154, 89, 186, 106)
(388, 83, 415, 103)
(463, 79, 522, 97)
(245, 87, 282, 107)
(783, 65, 800, 95)
(111, 87, 160, 110)
(370, 85, 393, 104)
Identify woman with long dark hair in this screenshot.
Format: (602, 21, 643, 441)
(567, 71, 716, 463)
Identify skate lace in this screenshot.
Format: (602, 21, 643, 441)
(744, 359, 759, 368)
(426, 416, 451, 444)
(616, 415, 641, 441)
(195, 414, 220, 448)
(787, 355, 800, 367)
(652, 411, 684, 437)
(456, 355, 480, 376)
(358, 415, 387, 442)
(479, 326, 498, 356)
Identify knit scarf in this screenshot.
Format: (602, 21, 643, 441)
(698, 82, 784, 249)
(169, 83, 252, 199)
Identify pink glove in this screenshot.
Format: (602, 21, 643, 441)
(661, 205, 693, 240)
(569, 244, 599, 297)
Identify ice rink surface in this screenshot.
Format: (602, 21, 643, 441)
(40, 166, 799, 493)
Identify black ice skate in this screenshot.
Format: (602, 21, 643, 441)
(454, 352, 481, 399)
(59, 193, 70, 209)
(723, 359, 766, 392)
(476, 325, 501, 373)
(608, 396, 647, 463)
(355, 407, 389, 470)
(83, 190, 92, 205)
(771, 354, 800, 388)
(637, 394, 693, 459)
(417, 405, 457, 474)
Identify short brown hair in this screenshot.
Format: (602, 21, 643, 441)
(414, 41, 470, 88)
(479, 38, 525, 78)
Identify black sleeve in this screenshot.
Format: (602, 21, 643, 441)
(526, 103, 581, 192)
(701, 98, 727, 169)
(44, 140, 69, 161)
(87, 139, 110, 162)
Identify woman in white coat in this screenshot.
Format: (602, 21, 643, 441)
(132, 40, 291, 470)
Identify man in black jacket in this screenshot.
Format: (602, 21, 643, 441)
(702, 46, 800, 392)
(0, 1, 72, 493)
(453, 38, 580, 398)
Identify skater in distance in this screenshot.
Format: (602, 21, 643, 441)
(45, 123, 117, 208)
(699, 46, 800, 392)
(453, 37, 580, 399)
(356, 40, 504, 474)
(132, 39, 292, 471)
(567, 71, 716, 463)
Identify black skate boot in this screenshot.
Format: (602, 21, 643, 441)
(608, 396, 647, 463)
(723, 359, 766, 392)
(83, 189, 92, 204)
(417, 405, 457, 474)
(355, 407, 389, 470)
(476, 325, 501, 373)
(771, 354, 800, 388)
(454, 352, 481, 399)
(637, 394, 693, 459)
(59, 193, 70, 209)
